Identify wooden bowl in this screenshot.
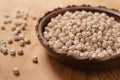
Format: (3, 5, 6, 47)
(36, 5, 120, 70)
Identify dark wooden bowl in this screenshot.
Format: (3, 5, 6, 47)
(36, 5, 120, 70)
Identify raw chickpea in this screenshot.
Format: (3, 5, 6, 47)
(0, 24, 5, 30)
(19, 40, 25, 47)
(43, 10, 120, 59)
(10, 49, 16, 56)
(32, 56, 38, 63)
(13, 68, 20, 76)
(7, 37, 13, 44)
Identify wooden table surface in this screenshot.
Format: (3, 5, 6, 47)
(0, 0, 120, 80)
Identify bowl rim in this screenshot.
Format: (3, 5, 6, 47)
(35, 5, 120, 63)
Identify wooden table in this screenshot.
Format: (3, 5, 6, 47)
(0, 0, 120, 80)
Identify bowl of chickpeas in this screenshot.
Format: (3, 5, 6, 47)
(36, 5, 120, 70)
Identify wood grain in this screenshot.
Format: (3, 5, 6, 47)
(0, 0, 120, 80)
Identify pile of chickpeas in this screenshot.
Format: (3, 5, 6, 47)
(0, 10, 38, 76)
(44, 11, 120, 59)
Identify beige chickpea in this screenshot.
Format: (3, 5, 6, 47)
(14, 35, 20, 41)
(79, 52, 89, 59)
(1, 47, 8, 55)
(68, 32, 74, 40)
(91, 52, 97, 59)
(92, 37, 97, 44)
(13, 68, 20, 76)
(32, 56, 38, 63)
(67, 50, 73, 56)
(75, 44, 83, 50)
(20, 24, 26, 30)
(18, 34, 25, 40)
(14, 30, 20, 35)
(102, 42, 108, 48)
(24, 38, 30, 44)
(0, 24, 5, 30)
(80, 38, 85, 43)
(7, 37, 13, 44)
(0, 39, 6, 45)
(97, 35, 102, 42)
(53, 40, 63, 49)
(61, 46, 68, 53)
(14, 20, 22, 26)
(107, 49, 113, 55)
(17, 49, 24, 56)
(19, 40, 25, 47)
(86, 26, 91, 31)
(65, 40, 72, 47)
(86, 31, 91, 37)
(11, 25, 16, 31)
(81, 31, 87, 38)
(73, 39, 79, 45)
(73, 50, 80, 56)
(2, 44, 7, 47)
(10, 49, 16, 56)
(97, 42, 102, 47)
(93, 44, 98, 50)
(76, 33, 81, 38)
(69, 45, 75, 51)
(71, 29, 77, 34)
(3, 18, 11, 24)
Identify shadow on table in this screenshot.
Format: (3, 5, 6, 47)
(46, 52, 120, 80)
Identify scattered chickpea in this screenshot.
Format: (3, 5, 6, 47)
(3, 18, 11, 24)
(1, 47, 8, 55)
(17, 49, 24, 56)
(13, 27, 21, 35)
(30, 13, 37, 20)
(20, 24, 26, 30)
(12, 68, 20, 76)
(14, 20, 22, 26)
(18, 34, 25, 40)
(0, 40, 6, 45)
(9, 49, 16, 56)
(0, 24, 5, 30)
(11, 25, 16, 31)
(0, 10, 33, 65)
(14, 35, 20, 41)
(24, 38, 30, 44)
(32, 56, 38, 63)
(16, 27, 21, 32)
(2, 44, 6, 48)
(14, 30, 20, 35)
(19, 40, 25, 47)
(7, 37, 13, 44)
